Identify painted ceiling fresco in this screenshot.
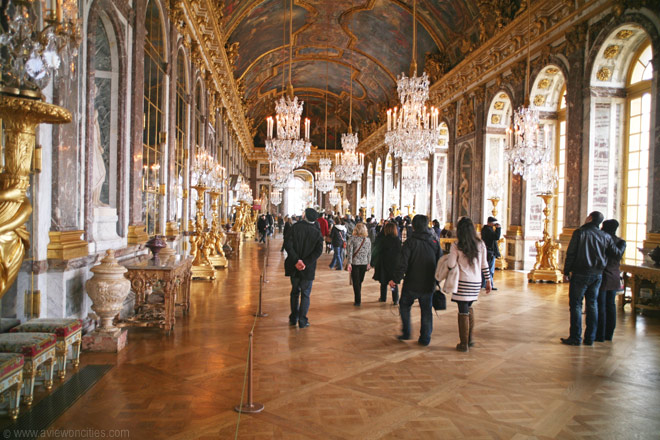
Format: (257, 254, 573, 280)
(221, 0, 483, 150)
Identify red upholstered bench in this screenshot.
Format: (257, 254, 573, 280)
(0, 333, 56, 406)
(0, 353, 24, 419)
(11, 319, 82, 380)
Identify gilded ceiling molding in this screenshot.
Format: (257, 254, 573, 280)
(358, 0, 618, 156)
(167, 0, 255, 159)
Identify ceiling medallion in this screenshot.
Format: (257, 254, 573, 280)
(491, 114, 502, 125)
(538, 78, 551, 89)
(604, 45, 620, 59)
(544, 67, 559, 75)
(533, 94, 546, 106)
(615, 29, 634, 40)
(596, 67, 612, 82)
(499, 93, 508, 99)
(494, 101, 505, 110)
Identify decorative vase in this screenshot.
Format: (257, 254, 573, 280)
(145, 235, 167, 259)
(85, 250, 131, 332)
(649, 246, 660, 266)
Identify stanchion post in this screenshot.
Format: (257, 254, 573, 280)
(254, 274, 268, 317)
(234, 331, 264, 413)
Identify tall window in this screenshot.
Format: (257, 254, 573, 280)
(623, 43, 652, 264)
(175, 51, 187, 228)
(143, 0, 166, 236)
(555, 88, 567, 238)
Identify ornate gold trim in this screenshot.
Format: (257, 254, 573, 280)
(165, 221, 180, 237)
(127, 225, 149, 245)
(506, 225, 523, 237)
(47, 230, 88, 260)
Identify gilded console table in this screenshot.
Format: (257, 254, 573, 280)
(118, 255, 193, 334)
(620, 263, 660, 313)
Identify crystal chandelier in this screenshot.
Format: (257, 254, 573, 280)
(237, 178, 253, 205)
(191, 147, 214, 187)
(402, 162, 425, 193)
(385, 0, 440, 163)
(0, 0, 81, 93)
(315, 158, 335, 193)
(504, 0, 551, 181)
(271, 188, 282, 206)
(270, 161, 292, 189)
(328, 188, 341, 207)
(264, 0, 311, 177)
(335, 67, 364, 184)
(335, 132, 364, 184)
(535, 161, 559, 195)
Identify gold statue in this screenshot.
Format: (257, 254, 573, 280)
(0, 95, 71, 298)
(528, 193, 562, 283)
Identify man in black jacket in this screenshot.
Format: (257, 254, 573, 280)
(561, 211, 625, 346)
(257, 215, 268, 243)
(284, 208, 324, 328)
(389, 214, 443, 346)
(481, 216, 501, 290)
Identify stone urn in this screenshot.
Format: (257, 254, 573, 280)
(85, 249, 131, 332)
(145, 235, 167, 259)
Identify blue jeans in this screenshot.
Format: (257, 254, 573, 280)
(596, 289, 617, 341)
(482, 254, 496, 288)
(329, 246, 344, 269)
(259, 231, 266, 243)
(399, 287, 433, 344)
(289, 277, 313, 326)
(568, 273, 602, 343)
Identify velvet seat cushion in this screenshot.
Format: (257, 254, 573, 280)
(11, 319, 82, 338)
(0, 333, 57, 357)
(0, 353, 24, 380)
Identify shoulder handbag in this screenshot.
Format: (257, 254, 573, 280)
(433, 286, 446, 311)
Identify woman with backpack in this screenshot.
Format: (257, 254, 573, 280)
(447, 217, 491, 352)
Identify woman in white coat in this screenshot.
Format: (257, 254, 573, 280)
(447, 217, 491, 352)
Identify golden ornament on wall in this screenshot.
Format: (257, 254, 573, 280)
(615, 30, 634, 40)
(440, 128, 448, 136)
(597, 67, 612, 81)
(545, 67, 559, 75)
(491, 114, 501, 125)
(499, 93, 507, 99)
(604, 45, 620, 59)
(533, 94, 546, 106)
(538, 78, 551, 89)
(494, 101, 505, 110)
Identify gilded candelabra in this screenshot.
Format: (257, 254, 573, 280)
(528, 193, 562, 283)
(190, 185, 215, 280)
(207, 189, 227, 268)
(0, 94, 71, 299)
(488, 197, 508, 270)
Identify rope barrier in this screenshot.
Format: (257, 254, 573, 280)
(234, 238, 269, 436)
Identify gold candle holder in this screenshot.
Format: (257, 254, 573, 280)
(528, 193, 562, 283)
(190, 185, 215, 280)
(0, 95, 71, 298)
(488, 197, 508, 270)
(207, 189, 227, 268)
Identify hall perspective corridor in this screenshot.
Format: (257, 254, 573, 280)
(41, 238, 660, 439)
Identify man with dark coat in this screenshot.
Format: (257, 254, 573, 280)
(284, 208, 324, 328)
(256, 214, 267, 243)
(265, 212, 274, 236)
(562, 211, 625, 346)
(389, 214, 443, 346)
(481, 216, 501, 290)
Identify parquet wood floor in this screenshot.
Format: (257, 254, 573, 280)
(41, 238, 660, 439)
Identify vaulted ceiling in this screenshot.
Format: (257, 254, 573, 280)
(220, 0, 490, 152)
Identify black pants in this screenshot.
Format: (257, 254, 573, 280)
(351, 265, 367, 304)
(455, 300, 474, 314)
(596, 289, 617, 341)
(380, 282, 399, 303)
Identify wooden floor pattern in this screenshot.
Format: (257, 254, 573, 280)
(42, 238, 660, 439)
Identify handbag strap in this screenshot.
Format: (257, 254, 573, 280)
(353, 238, 366, 259)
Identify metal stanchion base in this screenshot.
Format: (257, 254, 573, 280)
(234, 403, 264, 413)
(254, 312, 268, 317)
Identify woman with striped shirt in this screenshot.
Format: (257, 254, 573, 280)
(447, 217, 492, 352)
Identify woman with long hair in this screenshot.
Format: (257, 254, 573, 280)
(447, 217, 491, 352)
(346, 222, 372, 306)
(372, 221, 401, 304)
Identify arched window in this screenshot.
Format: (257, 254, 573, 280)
(384, 154, 393, 211)
(554, 87, 567, 237)
(142, 0, 166, 236)
(194, 81, 204, 149)
(432, 121, 449, 225)
(485, 93, 512, 229)
(623, 43, 652, 264)
(175, 50, 188, 229)
(375, 158, 383, 219)
(366, 162, 373, 215)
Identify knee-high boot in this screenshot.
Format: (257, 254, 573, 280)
(456, 313, 470, 352)
(468, 307, 475, 347)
